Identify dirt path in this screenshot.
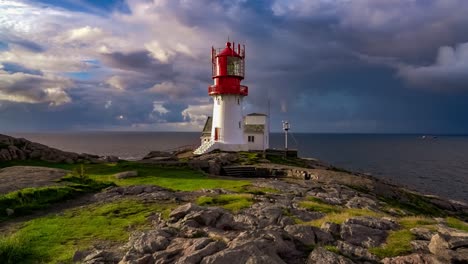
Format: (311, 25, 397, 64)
(0, 166, 69, 194)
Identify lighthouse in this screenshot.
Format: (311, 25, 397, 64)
(194, 41, 269, 155)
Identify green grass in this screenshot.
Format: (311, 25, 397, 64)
(230, 185, 279, 195)
(298, 197, 341, 214)
(0, 177, 114, 220)
(0, 199, 174, 263)
(446, 217, 468, 232)
(0, 236, 34, 264)
(307, 208, 386, 227)
(0, 160, 252, 192)
(196, 193, 254, 212)
(399, 216, 437, 229)
(378, 193, 445, 217)
(238, 152, 261, 165)
(324, 245, 340, 254)
(369, 229, 414, 258)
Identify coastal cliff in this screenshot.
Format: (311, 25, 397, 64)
(0, 135, 467, 263)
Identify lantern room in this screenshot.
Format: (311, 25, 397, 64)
(209, 42, 248, 96)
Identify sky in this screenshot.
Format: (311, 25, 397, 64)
(1, 0, 468, 133)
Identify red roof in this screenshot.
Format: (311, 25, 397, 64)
(217, 42, 240, 57)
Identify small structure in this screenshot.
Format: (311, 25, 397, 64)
(244, 113, 269, 151)
(194, 41, 269, 155)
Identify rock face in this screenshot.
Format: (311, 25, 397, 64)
(0, 134, 110, 164)
(340, 217, 398, 248)
(429, 229, 468, 263)
(114, 171, 139, 179)
(307, 247, 355, 264)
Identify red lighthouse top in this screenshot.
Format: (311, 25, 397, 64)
(208, 41, 248, 96)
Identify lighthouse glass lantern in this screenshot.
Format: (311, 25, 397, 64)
(209, 42, 248, 145)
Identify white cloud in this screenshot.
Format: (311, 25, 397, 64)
(398, 43, 468, 90)
(0, 70, 72, 105)
(106, 75, 126, 90)
(152, 101, 169, 115)
(182, 103, 212, 127)
(65, 26, 104, 42)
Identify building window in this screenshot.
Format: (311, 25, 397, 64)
(248, 136, 255, 142)
(239, 121, 241, 129)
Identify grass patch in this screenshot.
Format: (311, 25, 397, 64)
(307, 208, 386, 227)
(324, 245, 340, 254)
(0, 160, 252, 192)
(238, 152, 261, 165)
(0, 236, 35, 264)
(0, 199, 174, 263)
(299, 197, 341, 214)
(378, 193, 445, 217)
(446, 217, 468, 232)
(399, 216, 437, 229)
(369, 229, 414, 258)
(230, 185, 279, 195)
(196, 193, 254, 212)
(0, 176, 114, 220)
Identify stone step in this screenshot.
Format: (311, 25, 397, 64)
(223, 166, 256, 177)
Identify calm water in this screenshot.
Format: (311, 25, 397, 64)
(9, 132, 468, 202)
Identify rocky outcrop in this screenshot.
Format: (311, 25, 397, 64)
(307, 247, 355, 264)
(114, 171, 139, 179)
(429, 229, 468, 263)
(340, 217, 398, 248)
(0, 134, 117, 164)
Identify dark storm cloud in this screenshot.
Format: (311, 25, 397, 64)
(2, 62, 43, 75)
(2, 0, 468, 133)
(101, 50, 175, 76)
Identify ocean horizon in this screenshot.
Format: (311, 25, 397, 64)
(6, 131, 468, 203)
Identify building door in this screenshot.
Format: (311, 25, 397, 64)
(214, 127, 220, 141)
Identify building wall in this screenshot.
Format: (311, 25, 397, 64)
(200, 135, 210, 145)
(244, 115, 269, 150)
(245, 115, 266, 125)
(244, 133, 266, 151)
(211, 95, 245, 144)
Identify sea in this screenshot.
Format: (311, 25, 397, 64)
(8, 132, 468, 203)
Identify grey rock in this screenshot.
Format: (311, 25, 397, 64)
(321, 222, 341, 237)
(306, 247, 355, 264)
(169, 203, 202, 223)
(73, 249, 92, 262)
(285, 225, 333, 247)
(201, 243, 286, 264)
(410, 227, 434, 241)
(133, 230, 171, 254)
(284, 225, 317, 246)
(183, 208, 224, 227)
(337, 241, 379, 262)
(83, 250, 117, 264)
(340, 223, 388, 248)
(345, 196, 378, 210)
(382, 253, 442, 264)
(429, 232, 468, 263)
(344, 217, 398, 230)
(411, 240, 430, 252)
(175, 238, 226, 264)
(114, 171, 138, 179)
(6, 208, 14, 216)
(290, 208, 324, 222)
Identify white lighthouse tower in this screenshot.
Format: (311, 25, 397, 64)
(194, 41, 249, 154)
(194, 41, 270, 155)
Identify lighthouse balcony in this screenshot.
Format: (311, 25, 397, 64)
(208, 85, 248, 96)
